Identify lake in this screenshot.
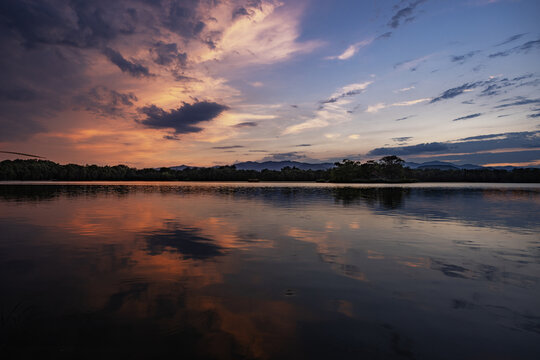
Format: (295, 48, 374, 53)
(1, 182, 539, 359)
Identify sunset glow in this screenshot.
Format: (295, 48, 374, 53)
(1, 0, 539, 167)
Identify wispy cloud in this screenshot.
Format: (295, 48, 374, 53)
(453, 113, 482, 121)
(326, 39, 374, 60)
(283, 81, 373, 135)
(233, 121, 258, 128)
(495, 33, 527, 47)
(489, 38, 540, 58)
(388, 0, 427, 29)
(394, 54, 432, 72)
(366, 98, 431, 113)
(322, 81, 373, 104)
(450, 51, 480, 64)
(212, 145, 244, 150)
(430, 82, 483, 103)
(494, 97, 540, 109)
(369, 142, 448, 156)
(394, 86, 415, 93)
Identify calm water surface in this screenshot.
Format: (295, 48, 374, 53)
(1, 182, 539, 359)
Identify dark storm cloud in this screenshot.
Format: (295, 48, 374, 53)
(212, 145, 244, 149)
(496, 33, 527, 47)
(452, 113, 482, 122)
(103, 47, 152, 77)
(151, 41, 187, 66)
(0, 0, 224, 141)
(139, 101, 229, 134)
(0, 0, 136, 49)
(0, 115, 46, 141)
(388, 0, 426, 29)
(450, 51, 479, 64)
(368, 142, 448, 156)
(0, 88, 39, 102)
(528, 113, 540, 119)
(296, 144, 312, 147)
(162, 2, 207, 39)
(488, 39, 540, 58)
(233, 7, 250, 18)
(73, 86, 137, 117)
(430, 82, 483, 103)
(233, 121, 258, 128)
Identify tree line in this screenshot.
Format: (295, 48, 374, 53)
(0, 156, 539, 182)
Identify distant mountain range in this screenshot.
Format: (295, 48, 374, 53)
(170, 161, 334, 171)
(169, 160, 530, 171)
(403, 161, 484, 170)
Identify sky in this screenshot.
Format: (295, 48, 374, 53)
(0, 0, 539, 168)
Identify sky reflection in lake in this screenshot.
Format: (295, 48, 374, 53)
(1, 183, 539, 359)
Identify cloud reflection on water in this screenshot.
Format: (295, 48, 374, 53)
(0, 183, 539, 359)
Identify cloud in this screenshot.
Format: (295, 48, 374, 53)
(139, 101, 229, 134)
(453, 113, 482, 121)
(326, 39, 373, 60)
(368, 142, 449, 156)
(284, 81, 372, 135)
(393, 98, 431, 106)
(496, 33, 527, 46)
(212, 145, 244, 149)
(74, 86, 137, 117)
(395, 115, 414, 121)
(322, 81, 373, 104)
(430, 82, 483, 103)
(392, 137, 412, 143)
(283, 117, 330, 135)
(103, 47, 152, 78)
(394, 54, 432, 72)
(262, 152, 307, 161)
(394, 86, 415, 93)
(489, 38, 540, 58)
(366, 103, 386, 113)
(295, 144, 312, 147)
(368, 131, 540, 164)
(450, 51, 480, 64)
(388, 0, 427, 29)
(528, 113, 540, 118)
(494, 97, 540, 109)
(376, 32, 392, 40)
(0, 88, 39, 102)
(366, 98, 430, 113)
(233, 121, 258, 128)
(0, 0, 135, 49)
(151, 41, 187, 67)
(205, 1, 321, 65)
